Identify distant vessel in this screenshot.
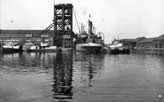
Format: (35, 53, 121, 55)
(23, 41, 57, 52)
(76, 42, 103, 53)
(109, 39, 130, 54)
(1, 42, 22, 53)
(75, 14, 104, 53)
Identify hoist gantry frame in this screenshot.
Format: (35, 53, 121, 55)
(54, 4, 73, 48)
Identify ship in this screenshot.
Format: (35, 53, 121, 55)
(1, 42, 22, 53)
(23, 41, 58, 52)
(109, 39, 130, 54)
(75, 14, 104, 53)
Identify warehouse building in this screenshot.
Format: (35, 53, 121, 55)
(136, 38, 155, 48)
(0, 30, 54, 43)
(153, 34, 164, 48)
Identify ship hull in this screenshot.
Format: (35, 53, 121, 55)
(1, 45, 23, 53)
(76, 43, 103, 53)
(110, 48, 130, 54)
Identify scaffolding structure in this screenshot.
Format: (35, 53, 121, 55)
(54, 4, 73, 48)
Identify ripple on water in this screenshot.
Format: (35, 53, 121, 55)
(0, 52, 164, 102)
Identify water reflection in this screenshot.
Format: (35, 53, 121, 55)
(52, 51, 73, 100)
(86, 55, 104, 87)
(1, 51, 164, 102)
(73, 52, 105, 87)
(0, 53, 56, 73)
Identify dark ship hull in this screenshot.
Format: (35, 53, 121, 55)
(110, 48, 130, 54)
(76, 43, 103, 53)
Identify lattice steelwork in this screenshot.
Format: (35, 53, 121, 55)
(54, 4, 73, 47)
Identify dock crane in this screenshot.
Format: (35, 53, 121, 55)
(20, 3, 81, 49)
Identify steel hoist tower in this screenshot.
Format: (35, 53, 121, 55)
(54, 4, 73, 48)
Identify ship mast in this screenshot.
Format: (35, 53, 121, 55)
(88, 13, 93, 39)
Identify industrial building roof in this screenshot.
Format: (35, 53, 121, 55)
(153, 34, 164, 41)
(0, 30, 54, 38)
(0, 30, 53, 34)
(137, 38, 155, 43)
(120, 39, 137, 42)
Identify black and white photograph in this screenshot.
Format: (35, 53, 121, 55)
(0, 0, 164, 102)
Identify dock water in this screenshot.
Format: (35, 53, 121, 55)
(0, 51, 164, 102)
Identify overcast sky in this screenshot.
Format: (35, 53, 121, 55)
(1, 0, 164, 43)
